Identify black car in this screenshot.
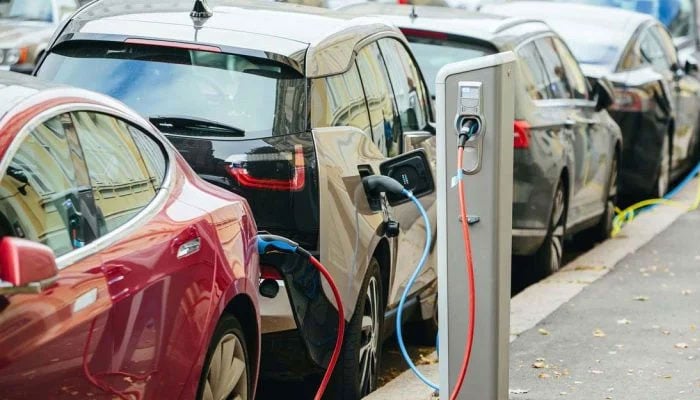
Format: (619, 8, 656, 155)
(344, 4, 623, 276)
(485, 1, 700, 200)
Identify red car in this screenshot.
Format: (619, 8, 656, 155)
(0, 72, 260, 400)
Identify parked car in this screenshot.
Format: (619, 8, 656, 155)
(484, 1, 700, 199)
(343, 4, 622, 275)
(34, 0, 439, 398)
(0, 72, 260, 400)
(545, 0, 700, 66)
(0, 0, 87, 73)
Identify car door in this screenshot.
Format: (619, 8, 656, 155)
(376, 37, 437, 307)
(515, 39, 580, 221)
(551, 35, 613, 221)
(0, 112, 112, 399)
(651, 24, 700, 170)
(69, 111, 219, 399)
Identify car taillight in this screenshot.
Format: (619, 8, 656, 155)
(610, 87, 653, 112)
(227, 145, 306, 191)
(514, 120, 530, 149)
(401, 28, 449, 40)
(260, 264, 283, 280)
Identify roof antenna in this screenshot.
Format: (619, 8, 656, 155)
(191, 0, 212, 41)
(409, 5, 418, 20)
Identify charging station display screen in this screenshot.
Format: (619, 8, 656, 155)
(461, 86, 479, 99)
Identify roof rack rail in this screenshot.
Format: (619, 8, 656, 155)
(493, 17, 546, 33)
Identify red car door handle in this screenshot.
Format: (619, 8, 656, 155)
(172, 226, 201, 259)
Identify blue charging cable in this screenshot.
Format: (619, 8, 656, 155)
(395, 188, 440, 391)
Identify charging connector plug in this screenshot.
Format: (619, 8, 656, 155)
(458, 119, 480, 147)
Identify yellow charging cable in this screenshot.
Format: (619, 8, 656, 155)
(611, 172, 700, 238)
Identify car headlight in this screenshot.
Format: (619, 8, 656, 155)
(2, 48, 29, 66)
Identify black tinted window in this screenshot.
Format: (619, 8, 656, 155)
(356, 43, 401, 156)
(517, 42, 552, 100)
(310, 63, 372, 137)
(72, 112, 157, 233)
(535, 37, 573, 99)
(0, 114, 99, 256)
(37, 42, 307, 139)
(378, 38, 430, 132)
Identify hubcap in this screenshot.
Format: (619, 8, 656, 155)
(658, 136, 670, 197)
(358, 276, 380, 396)
(202, 333, 248, 400)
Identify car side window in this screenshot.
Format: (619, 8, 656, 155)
(0, 114, 99, 257)
(128, 125, 167, 191)
(309, 63, 373, 138)
(356, 43, 401, 157)
(71, 111, 158, 233)
(535, 37, 573, 99)
(639, 28, 671, 71)
(516, 42, 552, 100)
(652, 25, 679, 67)
(377, 38, 430, 133)
(552, 37, 589, 100)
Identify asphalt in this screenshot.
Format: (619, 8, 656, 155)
(509, 209, 700, 400)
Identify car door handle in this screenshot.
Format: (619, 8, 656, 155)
(172, 226, 201, 259)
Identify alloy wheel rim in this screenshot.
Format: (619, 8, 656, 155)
(549, 186, 565, 273)
(202, 333, 248, 400)
(658, 136, 670, 197)
(358, 276, 380, 396)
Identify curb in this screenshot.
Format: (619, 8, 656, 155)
(365, 178, 698, 400)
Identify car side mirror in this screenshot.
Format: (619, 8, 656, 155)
(592, 76, 615, 112)
(0, 237, 58, 295)
(379, 149, 435, 206)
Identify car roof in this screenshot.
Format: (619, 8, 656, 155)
(64, 0, 402, 77)
(482, 1, 652, 42)
(0, 72, 58, 118)
(340, 3, 552, 48)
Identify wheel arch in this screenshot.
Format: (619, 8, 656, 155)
(371, 237, 392, 309)
(223, 293, 260, 390)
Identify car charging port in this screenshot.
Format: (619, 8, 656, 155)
(457, 116, 481, 147)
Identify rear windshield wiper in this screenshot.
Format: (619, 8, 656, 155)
(149, 116, 245, 137)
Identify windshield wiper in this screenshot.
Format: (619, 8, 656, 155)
(149, 116, 245, 137)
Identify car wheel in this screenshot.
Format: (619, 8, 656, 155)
(592, 154, 619, 242)
(197, 314, 250, 400)
(654, 134, 671, 198)
(531, 180, 566, 278)
(328, 258, 384, 399)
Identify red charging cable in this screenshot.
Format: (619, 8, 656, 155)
(309, 255, 345, 400)
(450, 146, 477, 400)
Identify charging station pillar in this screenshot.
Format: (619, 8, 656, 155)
(436, 52, 515, 399)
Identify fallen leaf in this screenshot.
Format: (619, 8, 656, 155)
(675, 342, 689, 349)
(662, 374, 672, 379)
(538, 328, 551, 336)
(538, 373, 551, 379)
(593, 329, 607, 337)
(634, 295, 649, 301)
(532, 361, 546, 369)
(692, 324, 697, 331)
(662, 330, 671, 336)
(617, 318, 632, 325)
(509, 389, 530, 394)
(682, 289, 693, 295)
(590, 369, 604, 374)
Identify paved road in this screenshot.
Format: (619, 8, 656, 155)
(509, 210, 700, 399)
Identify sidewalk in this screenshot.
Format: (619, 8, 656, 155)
(367, 179, 699, 400)
(510, 209, 700, 399)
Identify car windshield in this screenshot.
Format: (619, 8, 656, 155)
(553, 0, 693, 37)
(36, 41, 308, 139)
(2, 0, 53, 22)
(406, 36, 495, 96)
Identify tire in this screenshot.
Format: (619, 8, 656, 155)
(530, 180, 567, 278)
(197, 314, 251, 400)
(327, 258, 384, 399)
(653, 133, 671, 198)
(592, 153, 619, 242)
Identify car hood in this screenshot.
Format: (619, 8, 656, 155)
(0, 19, 54, 47)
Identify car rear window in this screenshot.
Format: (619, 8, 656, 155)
(37, 41, 308, 139)
(405, 35, 496, 96)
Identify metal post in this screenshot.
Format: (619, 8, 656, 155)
(436, 52, 515, 400)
